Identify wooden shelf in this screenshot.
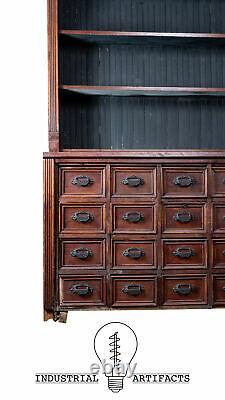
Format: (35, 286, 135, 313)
(59, 85, 225, 97)
(59, 30, 225, 44)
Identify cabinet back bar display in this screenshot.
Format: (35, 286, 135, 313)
(44, 0, 225, 323)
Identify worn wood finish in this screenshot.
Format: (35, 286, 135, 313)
(45, 1, 225, 321)
(43, 154, 225, 319)
(48, 0, 59, 151)
(43, 158, 56, 319)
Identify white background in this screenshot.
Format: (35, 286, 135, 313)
(1, 1, 224, 398)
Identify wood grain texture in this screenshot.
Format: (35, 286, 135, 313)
(43, 158, 56, 317)
(48, 0, 59, 151)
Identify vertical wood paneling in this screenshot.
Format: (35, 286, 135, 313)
(59, 94, 225, 150)
(58, 0, 225, 32)
(43, 158, 56, 319)
(59, 40, 225, 87)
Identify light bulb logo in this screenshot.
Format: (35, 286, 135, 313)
(94, 322, 138, 393)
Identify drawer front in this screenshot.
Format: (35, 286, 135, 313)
(60, 167, 105, 197)
(162, 240, 207, 269)
(213, 240, 225, 268)
(162, 167, 207, 197)
(112, 204, 156, 233)
(212, 168, 225, 196)
(60, 205, 106, 233)
(212, 204, 225, 233)
(112, 167, 156, 197)
(162, 275, 208, 306)
(162, 203, 207, 233)
(113, 240, 156, 269)
(60, 240, 105, 269)
(110, 276, 157, 307)
(213, 276, 225, 305)
(59, 276, 106, 306)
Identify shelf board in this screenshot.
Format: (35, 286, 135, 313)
(59, 30, 225, 44)
(59, 85, 225, 97)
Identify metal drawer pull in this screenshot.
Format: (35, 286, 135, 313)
(71, 248, 93, 259)
(123, 247, 145, 259)
(223, 286, 225, 291)
(173, 283, 193, 296)
(173, 175, 195, 187)
(70, 283, 93, 296)
(72, 211, 94, 223)
(123, 211, 144, 223)
(222, 250, 225, 256)
(71, 175, 94, 187)
(122, 284, 144, 296)
(122, 176, 145, 187)
(173, 247, 195, 259)
(174, 211, 193, 223)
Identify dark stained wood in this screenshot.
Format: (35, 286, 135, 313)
(110, 276, 157, 307)
(43, 158, 56, 318)
(59, 30, 225, 44)
(162, 202, 208, 234)
(162, 167, 207, 198)
(60, 204, 106, 234)
(45, 1, 225, 321)
(112, 240, 156, 270)
(59, 276, 107, 306)
(162, 275, 208, 306)
(59, 85, 225, 97)
(48, 0, 59, 151)
(44, 150, 225, 159)
(162, 240, 208, 270)
(112, 204, 156, 234)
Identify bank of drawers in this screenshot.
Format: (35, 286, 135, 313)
(58, 165, 225, 309)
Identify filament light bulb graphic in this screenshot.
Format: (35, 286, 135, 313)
(94, 322, 138, 393)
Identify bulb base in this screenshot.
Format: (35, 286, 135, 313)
(108, 376, 124, 393)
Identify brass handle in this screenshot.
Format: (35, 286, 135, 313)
(173, 175, 195, 187)
(122, 284, 144, 296)
(174, 211, 193, 223)
(71, 175, 94, 187)
(72, 211, 94, 223)
(123, 211, 144, 223)
(123, 247, 145, 259)
(173, 247, 195, 259)
(122, 176, 145, 187)
(173, 283, 193, 295)
(70, 283, 93, 296)
(71, 248, 93, 259)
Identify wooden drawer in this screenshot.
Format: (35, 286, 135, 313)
(60, 204, 106, 233)
(110, 276, 157, 307)
(111, 167, 156, 197)
(59, 276, 106, 306)
(162, 275, 208, 306)
(162, 203, 207, 234)
(212, 168, 225, 196)
(213, 240, 225, 268)
(213, 276, 225, 305)
(162, 240, 207, 270)
(60, 167, 105, 197)
(60, 239, 105, 269)
(162, 167, 207, 197)
(112, 204, 156, 233)
(212, 204, 225, 233)
(112, 240, 156, 270)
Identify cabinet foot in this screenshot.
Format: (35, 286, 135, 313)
(53, 311, 68, 323)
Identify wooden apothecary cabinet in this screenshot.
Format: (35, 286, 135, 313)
(44, 0, 225, 322)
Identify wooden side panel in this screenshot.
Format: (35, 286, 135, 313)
(48, 0, 59, 151)
(44, 158, 56, 319)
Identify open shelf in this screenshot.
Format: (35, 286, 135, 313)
(59, 85, 225, 97)
(59, 30, 225, 45)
